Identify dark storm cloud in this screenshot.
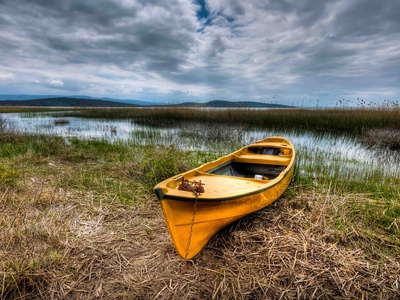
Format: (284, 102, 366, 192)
(0, 0, 399, 105)
(0, 0, 195, 63)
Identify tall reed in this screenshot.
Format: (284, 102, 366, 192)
(59, 107, 400, 136)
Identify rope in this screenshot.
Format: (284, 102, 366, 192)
(178, 178, 205, 194)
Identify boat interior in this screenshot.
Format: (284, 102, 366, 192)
(207, 161, 285, 179)
(163, 140, 294, 195)
(206, 143, 293, 179)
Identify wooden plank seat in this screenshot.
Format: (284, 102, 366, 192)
(233, 154, 291, 166)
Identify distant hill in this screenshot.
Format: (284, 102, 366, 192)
(0, 94, 157, 106)
(0, 94, 59, 101)
(173, 100, 293, 108)
(0, 97, 138, 107)
(0, 96, 294, 108)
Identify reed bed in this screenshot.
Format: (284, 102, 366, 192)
(0, 107, 71, 113)
(3, 107, 400, 149)
(362, 128, 400, 150)
(59, 107, 400, 136)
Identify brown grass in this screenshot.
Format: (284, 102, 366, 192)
(1, 178, 399, 299)
(361, 128, 400, 150)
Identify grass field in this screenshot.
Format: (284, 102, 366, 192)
(0, 108, 399, 299)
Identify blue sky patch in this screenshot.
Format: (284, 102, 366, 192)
(195, 0, 209, 20)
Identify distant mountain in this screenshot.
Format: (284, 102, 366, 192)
(0, 94, 58, 101)
(98, 97, 162, 106)
(0, 97, 139, 107)
(174, 100, 293, 108)
(0, 96, 295, 108)
(0, 94, 158, 106)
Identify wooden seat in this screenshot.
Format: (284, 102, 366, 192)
(233, 154, 291, 166)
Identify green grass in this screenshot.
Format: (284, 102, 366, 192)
(0, 164, 20, 187)
(1, 130, 398, 236)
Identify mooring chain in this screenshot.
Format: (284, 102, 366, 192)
(174, 190, 200, 299)
(184, 191, 199, 260)
(173, 179, 205, 298)
(179, 178, 204, 259)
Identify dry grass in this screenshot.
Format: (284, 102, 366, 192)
(1, 178, 399, 299)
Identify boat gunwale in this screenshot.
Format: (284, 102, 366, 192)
(155, 160, 295, 202)
(154, 137, 295, 202)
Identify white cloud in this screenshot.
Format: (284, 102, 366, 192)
(0, 72, 15, 80)
(47, 78, 64, 87)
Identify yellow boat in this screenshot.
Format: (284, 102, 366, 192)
(154, 136, 295, 259)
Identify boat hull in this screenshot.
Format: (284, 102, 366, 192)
(155, 136, 295, 259)
(159, 164, 294, 259)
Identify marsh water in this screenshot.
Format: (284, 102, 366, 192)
(2, 112, 400, 180)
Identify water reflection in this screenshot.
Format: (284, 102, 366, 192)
(3, 113, 135, 142)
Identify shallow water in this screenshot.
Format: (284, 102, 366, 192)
(2, 112, 399, 179)
(3, 113, 135, 142)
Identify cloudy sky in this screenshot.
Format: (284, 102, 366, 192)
(0, 0, 399, 106)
